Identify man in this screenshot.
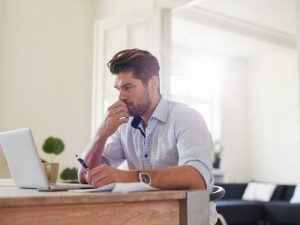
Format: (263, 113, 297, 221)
(79, 49, 217, 224)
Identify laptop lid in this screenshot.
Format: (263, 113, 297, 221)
(0, 128, 49, 189)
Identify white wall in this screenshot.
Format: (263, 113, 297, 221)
(220, 59, 251, 182)
(220, 50, 299, 184)
(0, 0, 94, 178)
(0, 0, 10, 178)
(296, 0, 300, 184)
(248, 51, 300, 183)
(95, 0, 155, 18)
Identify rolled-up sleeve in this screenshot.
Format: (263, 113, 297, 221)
(175, 106, 214, 190)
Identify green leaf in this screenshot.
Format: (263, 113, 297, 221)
(42, 137, 64, 155)
(60, 167, 78, 181)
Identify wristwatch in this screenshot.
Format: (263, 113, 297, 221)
(138, 172, 151, 185)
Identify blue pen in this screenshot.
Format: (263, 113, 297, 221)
(75, 154, 89, 172)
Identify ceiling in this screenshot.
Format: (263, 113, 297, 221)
(193, 0, 296, 34)
(172, 0, 297, 59)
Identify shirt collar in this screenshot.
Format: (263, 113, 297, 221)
(151, 97, 168, 123)
(131, 97, 168, 129)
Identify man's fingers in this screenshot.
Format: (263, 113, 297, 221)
(86, 168, 104, 185)
(85, 165, 117, 188)
(100, 99, 130, 138)
(94, 176, 114, 188)
(115, 111, 129, 121)
(91, 173, 109, 187)
(107, 101, 129, 121)
(108, 101, 128, 113)
(85, 166, 104, 183)
(117, 116, 129, 125)
(110, 105, 128, 115)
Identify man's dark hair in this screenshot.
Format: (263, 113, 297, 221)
(107, 49, 160, 84)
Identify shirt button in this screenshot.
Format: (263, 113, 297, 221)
(144, 154, 148, 158)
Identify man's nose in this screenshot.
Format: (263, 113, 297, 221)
(119, 90, 127, 101)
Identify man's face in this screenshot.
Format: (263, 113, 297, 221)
(114, 71, 151, 117)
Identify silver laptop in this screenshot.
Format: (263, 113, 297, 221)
(0, 128, 93, 191)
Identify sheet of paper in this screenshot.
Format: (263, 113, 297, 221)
(113, 182, 158, 193)
(69, 182, 158, 193)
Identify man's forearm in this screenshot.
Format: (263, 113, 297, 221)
(142, 165, 207, 190)
(83, 164, 207, 189)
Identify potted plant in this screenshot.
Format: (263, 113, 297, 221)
(41, 136, 64, 183)
(60, 167, 78, 182)
(213, 140, 223, 169)
(41, 136, 78, 182)
(42, 136, 65, 163)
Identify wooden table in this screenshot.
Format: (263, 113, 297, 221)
(0, 183, 209, 225)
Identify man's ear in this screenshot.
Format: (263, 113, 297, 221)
(149, 76, 159, 90)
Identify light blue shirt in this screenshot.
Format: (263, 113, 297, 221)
(103, 97, 217, 225)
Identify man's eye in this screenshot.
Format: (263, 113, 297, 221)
(124, 86, 132, 90)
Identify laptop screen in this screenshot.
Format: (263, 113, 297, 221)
(0, 128, 49, 189)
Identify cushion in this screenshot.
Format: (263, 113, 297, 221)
(290, 184, 300, 203)
(242, 182, 276, 201)
(283, 185, 296, 201)
(270, 185, 286, 200)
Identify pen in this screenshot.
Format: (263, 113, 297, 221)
(75, 154, 89, 172)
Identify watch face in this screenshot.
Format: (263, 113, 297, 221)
(139, 173, 151, 185)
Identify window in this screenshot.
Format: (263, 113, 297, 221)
(170, 50, 221, 138)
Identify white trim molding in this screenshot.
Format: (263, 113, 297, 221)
(155, 0, 204, 10)
(175, 6, 296, 49)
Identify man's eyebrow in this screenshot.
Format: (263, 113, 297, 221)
(114, 82, 133, 89)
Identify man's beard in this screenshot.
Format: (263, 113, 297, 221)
(124, 92, 151, 117)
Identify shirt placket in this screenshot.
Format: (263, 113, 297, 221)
(140, 119, 155, 170)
